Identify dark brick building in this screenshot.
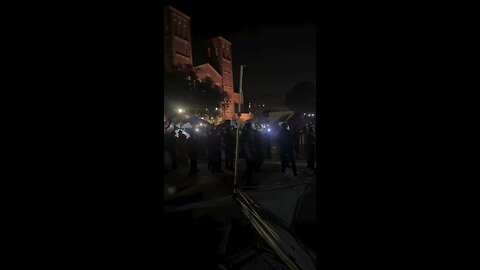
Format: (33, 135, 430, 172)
(164, 5, 242, 120)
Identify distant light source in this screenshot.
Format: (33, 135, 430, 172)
(304, 113, 306, 116)
(312, 114, 315, 117)
(195, 128, 199, 132)
(267, 128, 271, 132)
(215, 107, 218, 111)
(167, 186, 176, 194)
(178, 108, 184, 113)
(205, 108, 208, 111)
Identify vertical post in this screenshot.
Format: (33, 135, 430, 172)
(233, 65, 245, 194)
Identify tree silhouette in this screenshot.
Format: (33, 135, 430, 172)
(285, 82, 316, 113)
(164, 65, 230, 120)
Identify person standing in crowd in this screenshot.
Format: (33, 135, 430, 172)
(240, 123, 256, 185)
(187, 129, 199, 176)
(253, 128, 264, 172)
(294, 129, 300, 157)
(223, 127, 235, 170)
(306, 125, 316, 170)
(277, 123, 298, 176)
(207, 127, 222, 173)
(177, 131, 188, 165)
(165, 130, 178, 171)
(264, 130, 271, 160)
(206, 127, 214, 172)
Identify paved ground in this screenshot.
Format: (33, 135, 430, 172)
(164, 156, 315, 205)
(163, 155, 316, 269)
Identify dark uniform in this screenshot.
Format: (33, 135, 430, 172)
(277, 123, 298, 176)
(223, 128, 235, 170)
(177, 132, 188, 164)
(240, 123, 256, 185)
(165, 131, 177, 170)
(253, 129, 264, 172)
(207, 128, 222, 173)
(306, 127, 316, 170)
(187, 130, 199, 175)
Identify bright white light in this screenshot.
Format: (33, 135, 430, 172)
(215, 107, 218, 111)
(178, 108, 184, 113)
(205, 108, 208, 111)
(312, 114, 315, 117)
(304, 113, 306, 115)
(267, 128, 271, 132)
(195, 128, 199, 132)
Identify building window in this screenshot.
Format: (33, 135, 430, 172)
(234, 102, 239, 113)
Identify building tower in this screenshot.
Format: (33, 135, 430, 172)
(164, 6, 193, 72)
(203, 37, 242, 120)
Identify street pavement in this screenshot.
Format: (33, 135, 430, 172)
(163, 156, 316, 269)
(164, 157, 315, 208)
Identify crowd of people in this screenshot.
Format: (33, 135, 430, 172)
(164, 120, 316, 185)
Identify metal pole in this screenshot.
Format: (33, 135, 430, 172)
(234, 65, 245, 194)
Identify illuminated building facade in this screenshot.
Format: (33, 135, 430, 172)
(164, 6, 243, 120)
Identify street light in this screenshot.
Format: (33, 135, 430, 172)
(178, 108, 184, 113)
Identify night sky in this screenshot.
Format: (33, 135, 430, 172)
(164, 2, 316, 109)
